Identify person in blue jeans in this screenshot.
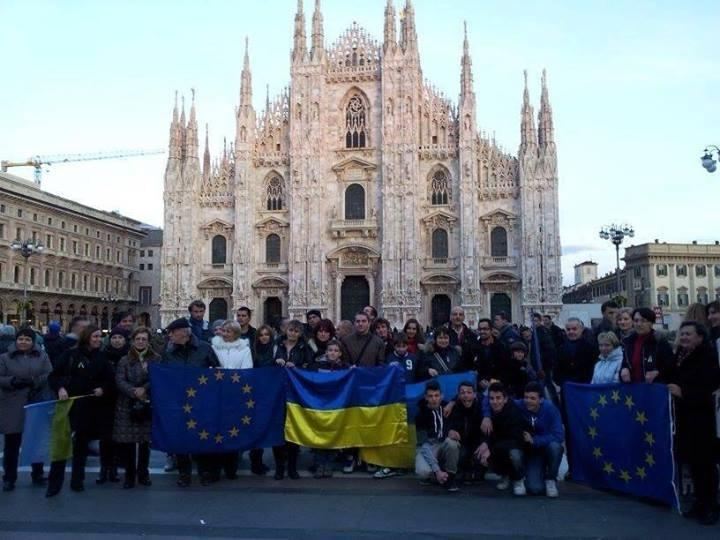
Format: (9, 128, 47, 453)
(481, 381, 564, 497)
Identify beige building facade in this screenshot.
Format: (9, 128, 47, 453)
(0, 171, 146, 330)
(160, 1, 563, 328)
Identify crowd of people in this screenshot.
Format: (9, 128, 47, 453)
(1, 299, 719, 524)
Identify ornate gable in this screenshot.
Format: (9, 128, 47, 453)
(200, 219, 234, 239)
(331, 157, 377, 182)
(422, 209, 458, 232)
(255, 216, 289, 236)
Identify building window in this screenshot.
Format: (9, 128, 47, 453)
(345, 94, 367, 148)
(140, 250, 145, 257)
(147, 263, 153, 270)
(431, 228, 449, 260)
(116, 250, 122, 263)
(85, 227, 89, 235)
(45, 234, 52, 248)
(16, 227, 22, 240)
(697, 288, 709, 304)
(490, 227, 508, 257)
(148, 249, 154, 257)
(114, 280, 119, 294)
(61, 221, 65, 229)
(33, 213, 38, 222)
(345, 184, 365, 220)
(211, 235, 227, 265)
(84, 243, 89, 256)
(60, 238, 65, 251)
(83, 275, 88, 291)
(430, 170, 450, 205)
(58, 271, 64, 288)
(72, 240, 78, 255)
(0, 223, 4, 238)
(656, 264, 667, 277)
(106, 248, 111, 260)
(30, 267, 36, 285)
(47, 217, 52, 225)
(139, 286, 152, 305)
(266, 176, 284, 211)
(14, 265, 20, 283)
(105, 278, 110, 292)
(96, 245, 100, 258)
(71, 274, 77, 289)
(96, 230, 100, 238)
(45, 269, 51, 287)
(266, 234, 281, 263)
(677, 291, 689, 307)
(715, 265, 720, 278)
(695, 265, 707, 277)
(73, 224, 77, 233)
(676, 264, 687, 277)
(0, 204, 5, 213)
(656, 290, 669, 306)
(139, 263, 145, 270)
(17, 208, 22, 217)
(94, 276, 99, 291)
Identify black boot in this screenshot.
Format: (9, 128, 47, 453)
(96, 467, 109, 485)
(274, 464, 285, 480)
(446, 473, 460, 492)
(108, 466, 120, 483)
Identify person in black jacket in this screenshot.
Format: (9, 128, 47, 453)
(619, 307, 673, 384)
(464, 319, 508, 391)
(447, 307, 475, 358)
(46, 325, 116, 497)
(659, 322, 720, 525)
(475, 383, 530, 496)
(419, 328, 463, 379)
(160, 318, 220, 488)
(446, 381, 484, 484)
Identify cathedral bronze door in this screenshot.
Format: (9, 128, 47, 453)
(209, 298, 228, 324)
(490, 293, 512, 321)
(431, 294, 451, 328)
(341, 276, 369, 321)
(263, 297, 282, 327)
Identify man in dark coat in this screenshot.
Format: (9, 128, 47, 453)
(493, 311, 521, 349)
(447, 307, 475, 357)
(161, 318, 219, 487)
(464, 319, 508, 390)
(187, 300, 212, 343)
(340, 312, 385, 367)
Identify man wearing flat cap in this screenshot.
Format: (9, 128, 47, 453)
(160, 318, 220, 487)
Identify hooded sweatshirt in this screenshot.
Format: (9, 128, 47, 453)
(591, 346, 623, 384)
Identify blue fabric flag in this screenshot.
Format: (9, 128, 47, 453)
(150, 365, 286, 453)
(565, 382, 678, 507)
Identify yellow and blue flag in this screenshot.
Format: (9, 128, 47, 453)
(284, 365, 408, 449)
(565, 382, 678, 508)
(150, 365, 286, 453)
(360, 371, 477, 468)
(20, 399, 75, 465)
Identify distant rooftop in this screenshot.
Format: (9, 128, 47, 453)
(140, 227, 163, 247)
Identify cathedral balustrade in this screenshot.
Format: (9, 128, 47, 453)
(329, 218, 378, 239)
(481, 256, 518, 268)
(418, 144, 457, 161)
(202, 263, 233, 277)
(423, 257, 459, 270)
(256, 262, 288, 274)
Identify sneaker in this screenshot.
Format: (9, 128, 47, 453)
(164, 455, 177, 473)
(446, 473, 460, 492)
(342, 458, 355, 474)
(512, 480, 527, 496)
(496, 477, 510, 490)
(545, 479, 559, 498)
(373, 467, 397, 479)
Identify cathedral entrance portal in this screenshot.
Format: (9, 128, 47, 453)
(431, 294, 451, 328)
(490, 293, 512, 321)
(341, 276, 369, 321)
(263, 296, 282, 327)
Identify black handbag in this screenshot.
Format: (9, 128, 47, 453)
(129, 399, 152, 423)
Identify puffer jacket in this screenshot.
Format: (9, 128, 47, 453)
(211, 335, 253, 370)
(591, 346, 623, 384)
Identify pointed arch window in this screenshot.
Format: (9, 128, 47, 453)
(430, 170, 450, 205)
(266, 176, 284, 211)
(266, 234, 281, 264)
(345, 184, 365, 220)
(345, 95, 367, 149)
(490, 227, 508, 257)
(431, 229, 449, 260)
(211, 235, 227, 265)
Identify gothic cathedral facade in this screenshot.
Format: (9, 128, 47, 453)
(160, 0, 562, 328)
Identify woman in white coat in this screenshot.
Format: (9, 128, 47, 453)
(212, 321, 253, 371)
(210, 321, 253, 480)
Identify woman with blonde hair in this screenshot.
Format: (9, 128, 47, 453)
(592, 332, 623, 384)
(615, 308, 635, 341)
(211, 321, 253, 370)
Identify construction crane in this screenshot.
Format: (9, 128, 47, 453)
(1, 148, 166, 186)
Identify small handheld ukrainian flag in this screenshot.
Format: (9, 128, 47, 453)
(284, 365, 408, 449)
(20, 399, 76, 465)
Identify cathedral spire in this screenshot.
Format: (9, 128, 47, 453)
(537, 69, 555, 150)
(292, 0, 307, 63)
(383, 0, 397, 53)
(168, 91, 181, 160)
(311, 0, 324, 61)
(520, 70, 537, 155)
(202, 124, 210, 180)
(400, 0, 418, 55)
(239, 36, 252, 109)
(185, 89, 198, 160)
(460, 21, 474, 102)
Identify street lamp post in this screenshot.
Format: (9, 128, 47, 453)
(10, 238, 44, 325)
(599, 224, 634, 302)
(700, 145, 719, 173)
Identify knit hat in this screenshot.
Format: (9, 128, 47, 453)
(166, 318, 191, 332)
(510, 341, 528, 353)
(109, 326, 130, 339)
(16, 327, 36, 341)
(48, 321, 61, 335)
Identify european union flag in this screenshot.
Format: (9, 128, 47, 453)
(150, 365, 286, 453)
(565, 383, 678, 507)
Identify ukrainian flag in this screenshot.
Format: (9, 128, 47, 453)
(284, 366, 408, 449)
(19, 399, 75, 465)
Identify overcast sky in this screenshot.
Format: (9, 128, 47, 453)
(1, 0, 718, 285)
